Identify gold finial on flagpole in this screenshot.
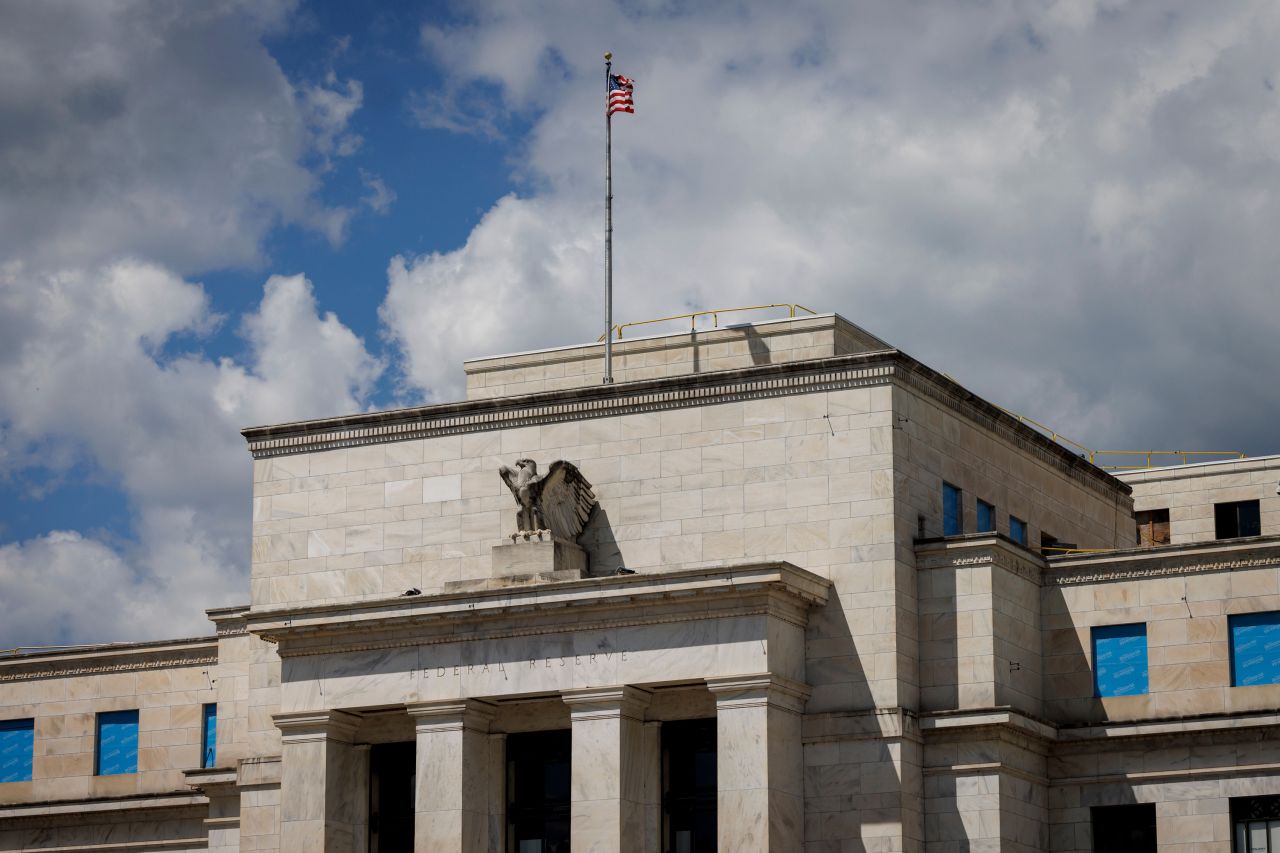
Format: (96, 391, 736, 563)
(604, 52, 612, 61)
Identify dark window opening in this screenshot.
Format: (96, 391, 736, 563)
(1092, 803, 1157, 853)
(507, 730, 571, 853)
(976, 499, 995, 533)
(369, 742, 415, 853)
(1041, 532, 1062, 556)
(1217, 500, 1261, 539)
(663, 718, 716, 853)
(1136, 509, 1171, 547)
(943, 483, 962, 536)
(1232, 796, 1280, 852)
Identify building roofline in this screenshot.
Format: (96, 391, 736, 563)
(1115, 452, 1279, 482)
(237, 348, 1128, 499)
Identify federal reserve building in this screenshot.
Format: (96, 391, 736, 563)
(3, 312, 1280, 853)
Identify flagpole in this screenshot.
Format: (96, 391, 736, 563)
(603, 51, 614, 385)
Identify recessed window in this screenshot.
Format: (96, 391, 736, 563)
(201, 704, 217, 769)
(1230, 611, 1280, 687)
(663, 718, 716, 853)
(943, 482, 962, 536)
(1233, 796, 1280, 853)
(1092, 623, 1149, 697)
(1041, 532, 1061, 556)
(95, 710, 139, 776)
(1136, 509, 1171, 547)
(1217, 500, 1261, 539)
(1009, 516, 1027, 546)
(0, 719, 34, 783)
(1093, 803, 1157, 853)
(976, 499, 995, 533)
(507, 730, 570, 853)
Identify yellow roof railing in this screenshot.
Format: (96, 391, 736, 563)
(598, 303, 817, 342)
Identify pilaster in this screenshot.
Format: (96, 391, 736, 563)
(407, 699, 497, 853)
(274, 710, 362, 853)
(562, 685, 655, 853)
(706, 674, 810, 852)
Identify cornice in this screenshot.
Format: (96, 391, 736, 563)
(1045, 537, 1280, 586)
(0, 792, 207, 828)
(246, 561, 831, 658)
(915, 534, 1047, 585)
(241, 350, 900, 458)
(0, 638, 218, 683)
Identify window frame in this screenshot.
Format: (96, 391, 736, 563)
(943, 482, 963, 536)
(1092, 623, 1149, 698)
(1229, 611, 1280, 688)
(0, 718, 35, 784)
(976, 499, 995, 533)
(201, 704, 217, 769)
(95, 709, 140, 776)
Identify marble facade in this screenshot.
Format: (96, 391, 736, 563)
(2, 314, 1279, 852)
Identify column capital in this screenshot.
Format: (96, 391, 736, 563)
(272, 709, 361, 744)
(562, 684, 652, 721)
(406, 698, 496, 733)
(705, 673, 811, 713)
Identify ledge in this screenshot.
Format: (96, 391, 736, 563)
(0, 636, 218, 682)
(0, 791, 207, 822)
(914, 534, 1048, 584)
(246, 561, 831, 657)
(1044, 535, 1280, 586)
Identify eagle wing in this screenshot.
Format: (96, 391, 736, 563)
(529, 460, 596, 541)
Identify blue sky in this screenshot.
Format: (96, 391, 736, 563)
(2, 0, 1280, 646)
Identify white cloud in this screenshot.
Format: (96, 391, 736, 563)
(0, 262, 381, 647)
(385, 0, 1280, 455)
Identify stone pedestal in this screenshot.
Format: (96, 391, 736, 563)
(274, 710, 363, 853)
(706, 675, 810, 852)
(490, 537, 587, 578)
(563, 685, 654, 853)
(407, 699, 496, 853)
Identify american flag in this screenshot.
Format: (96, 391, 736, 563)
(608, 74, 634, 116)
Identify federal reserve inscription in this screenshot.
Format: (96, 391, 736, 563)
(423, 650, 629, 678)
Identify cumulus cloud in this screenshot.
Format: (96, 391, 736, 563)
(0, 262, 381, 647)
(387, 0, 1280, 454)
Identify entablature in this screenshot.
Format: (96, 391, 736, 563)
(247, 561, 831, 658)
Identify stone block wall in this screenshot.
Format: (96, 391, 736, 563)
(1121, 455, 1280, 545)
(462, 314, 889, 400)
(0, 639, 217, 804)
(1042, 541, 1280, 723)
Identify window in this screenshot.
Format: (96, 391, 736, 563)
(976, 499, 995, 533)
(0, 719, 34, 783)
(1009, 516, 1027, 546)
(943, 482, 962, 536)
(507, 730, 570, 853)
(1136, 509, 1171, 546)
(1230, 612, 1280, 687)
(1041, 532, 1062, 556)
(1092, 623, 1148, 697)
(663, 719, 716, 853)
(95, 710, 139, 776)
(201, 704, 217, 769)
(1233, 796, 1280, 852)
(1217, 500, 1262, 539)
(1093, 803, 1157, 853)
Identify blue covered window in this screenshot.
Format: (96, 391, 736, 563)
(1230, 612, 1280, 687)
(976, 500, 995, 533)
(1092, 623, 1148, 697)
(0, 719, 34, 783)
(1010, 516, 1027, 546)
(96, 710, 139, 776)
(943, 483, 962, 536)
(201, 704, 217, 769)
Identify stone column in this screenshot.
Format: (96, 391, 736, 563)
(407, 699, 496, 853)
(274, 710, 362, 853)
(562, 685, 654, 853)
(706, 675, 810, 852)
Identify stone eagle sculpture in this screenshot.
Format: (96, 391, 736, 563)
(499, 459, 596, 541)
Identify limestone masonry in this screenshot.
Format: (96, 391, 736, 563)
(2, 314, 1279, 852)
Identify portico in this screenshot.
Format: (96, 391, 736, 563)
(257, 562, 830, 852)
